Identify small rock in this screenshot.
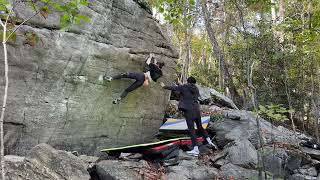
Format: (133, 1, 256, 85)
(212, 159, 229, 169)
(210, 151, 227, 164)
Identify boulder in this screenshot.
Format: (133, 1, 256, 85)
(165, 100, 182, 118)
(197, 85, 238, 109)
(5, 143, 90, 180)
(293, 165, 318, 177)
(78, 155, 99, 165)
(2, 0, 177, 155)
(260, 146, 309, 179)
(224, 139, 258, 169)
(288, 174, 318, 180)
(219, 163, 260, 179)
(96, 160, 145, 180)
(261, 147, 288, 178)
(166, 160, 218, 180)
(95, 159, 164, 180)
(301, 147, 320, 161)
(209, 111, 260, 148)
(209, 109, 303, 148)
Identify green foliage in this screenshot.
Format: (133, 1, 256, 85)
(74, 14, 91, 25)
(0, 0, 9, 11)
(258, 104, 294, 122)
(0, 0, 91, 43)
(0, 30, 16, 43)
(148, 0, 196, 25)
(0, 0, 92, 30)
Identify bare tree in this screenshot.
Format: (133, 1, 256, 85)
(0, 9, 12, 179)
(200, 0, 243, 106)
(180, 0, 199, 83)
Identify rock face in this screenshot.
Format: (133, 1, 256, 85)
(1, 0, 177, 155)
(5, 143, 90, 180)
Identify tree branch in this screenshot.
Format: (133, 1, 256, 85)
(5, 6, 13, 25)
(5, 11, 40, 43)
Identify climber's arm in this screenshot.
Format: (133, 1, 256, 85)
(146, 53, 154, 65)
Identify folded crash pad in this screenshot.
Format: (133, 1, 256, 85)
(159, 116, 210, 132)
(100, 137, 191, 153)
(149, 137, 204, 152)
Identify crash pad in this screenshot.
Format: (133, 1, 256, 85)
(159, 116, 210, 132)
(101, 137, 191, 153)
(150, 137, 204, 152)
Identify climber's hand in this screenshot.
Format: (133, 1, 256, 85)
(160, 82, 165, 88)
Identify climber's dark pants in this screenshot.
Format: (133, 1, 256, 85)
(182, 108, 209, 147)
(112, 72, 145, 99)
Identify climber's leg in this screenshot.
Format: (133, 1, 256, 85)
(113, 73, 145, 104)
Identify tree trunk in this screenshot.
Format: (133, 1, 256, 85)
(181, 27, 193, 83)
(201, 34, 207, 65)
(284, 67, 296, 134)
(310, 58, 320, 143)
(278, 0, 285, 43)
(201, 0, 243, 106)
(180, 0, 195, 84)
(271, 0, 277, 23)
(0, 19, 8, 180)
(201, 0, 224, 88)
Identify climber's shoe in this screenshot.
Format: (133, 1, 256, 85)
(103, 75, 113, 81)
(113, 98, 121, 104)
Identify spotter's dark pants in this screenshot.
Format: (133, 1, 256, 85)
(181, 108, 209, 147)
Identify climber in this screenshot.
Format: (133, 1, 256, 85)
(103, 53, 165, 104)
(160, 77, 218, 157)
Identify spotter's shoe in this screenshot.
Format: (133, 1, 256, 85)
(186, 149, 199, 157)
